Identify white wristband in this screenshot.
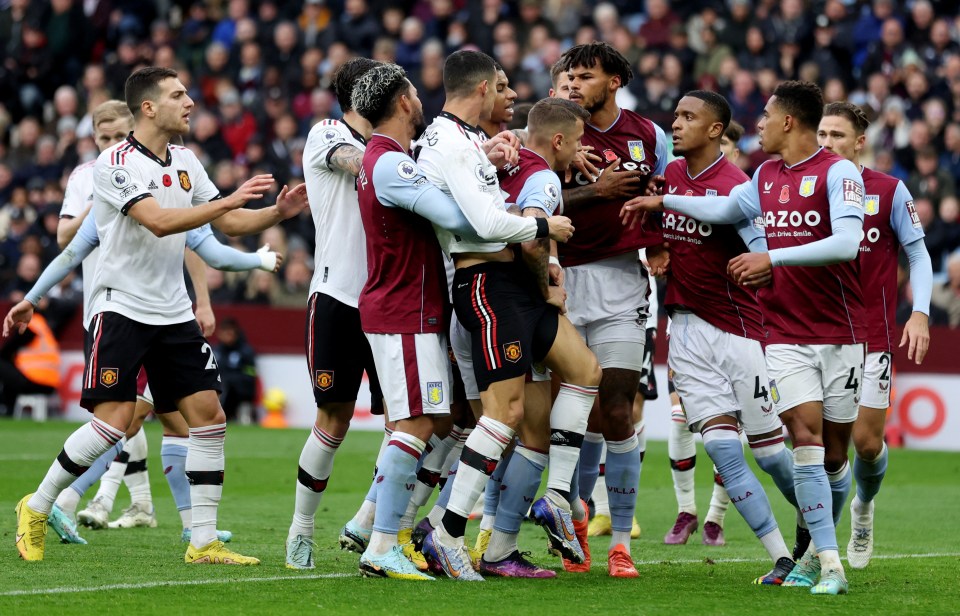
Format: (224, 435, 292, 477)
(548, 256, 561, 267)
(257, 249, 277, 272)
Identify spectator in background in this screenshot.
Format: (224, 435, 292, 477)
(897, 256, 951, 326)
(693, 25, 732, 82)
(940, 123, 960, 183)
(219, 88, 257, 159)
(333, 0, 380, 58)
(213, 317, 259, 422)
(908, 146, 956, 211)
(639, 0, 680, 51)
(861, 18, 909, 88)
(718, 0, 752, 51)
(931, 252, 960, 327)
(4, 250, 40, 300)
(915, 197, 953, 273)
(738, 26, 777, 74)
(0, 209, 32, 276)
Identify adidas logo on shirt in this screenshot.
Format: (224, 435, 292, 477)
(148, 180, 159, 190)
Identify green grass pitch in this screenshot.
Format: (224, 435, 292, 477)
(2, 421, 958, 615)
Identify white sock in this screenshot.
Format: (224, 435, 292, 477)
(546, 383, 598, 492)
(479, 513, 495, 531)
(29, 419, 124, 514)
(55, 487, 81, 517)
(352, 499, 376, 530)
(759, 528, 791, 562)
(446, 417, 514, 520)
(289, 425, 343, 540)
(611, 530, 632, 553)
(706, 469, 730, 526)
(484, 529, 518, 562)
(179, 508, 192, 530)
(95, 449, 127, 512)
(592, 444, 609, 516)
(186, 423, 226, 548)
(668, 405, 697, 515)
(819, 549, 843, 571)
(123, 428, 152, 506)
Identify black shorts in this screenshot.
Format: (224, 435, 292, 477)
(81, 312, 221, 411)
(638, 326, 659, 400)
(452, 261, 558, 392)
(305, 292, 383, 413)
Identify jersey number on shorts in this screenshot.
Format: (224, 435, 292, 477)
(753, 376, 769, 402)
(844, 367, 860, 392)
(200, 343, 218, 370)
(878, 353, 891, 382)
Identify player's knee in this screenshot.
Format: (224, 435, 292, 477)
(854, 436, 883, 463)
(498, 400, 525, 431)
(581, 356, 602, 387)
(823, 450, 849, 473)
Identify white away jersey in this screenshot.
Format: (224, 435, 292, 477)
(90, 136, 220, 326)
(60, 160, 98, 327)
(414, 112, 537, 256)
(304, 119, 369, 307)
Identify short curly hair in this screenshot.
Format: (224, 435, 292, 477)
(772, 81, 824, 131)
(333, 58, 380, 112)
(351, 63, 411, 127)
(822, 101, 871, 136)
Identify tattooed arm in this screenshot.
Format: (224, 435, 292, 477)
(328, 144, 365, 178)
(520, 208, 551, 297)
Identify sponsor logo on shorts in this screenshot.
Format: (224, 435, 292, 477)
(879, 381, 889, 391)
(427, 381, 444, 405)
(315, 370, 334, 391)
(769, 379, 780, 404)
(178, 170, 191, 191)
(502, 341, 522, 363)
(100, 368, 119, 388)
(761, 404, 773, 414)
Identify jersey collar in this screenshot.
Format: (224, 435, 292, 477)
(686, 153, 724, 181)
(783, 146, 824, 170)
(126, 133, 172, 167)
(342, 120, 367, 145)
(439, 111, 483, 136)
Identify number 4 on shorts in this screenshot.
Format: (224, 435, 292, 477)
(753, 376, 769, 402)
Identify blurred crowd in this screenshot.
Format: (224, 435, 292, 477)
(0, 0, 959, 327)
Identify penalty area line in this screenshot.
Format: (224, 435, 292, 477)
(4, 553, 959, 597)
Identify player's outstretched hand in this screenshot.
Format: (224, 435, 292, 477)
(900, 311, 930, 364)
(547, 216, 575, 242)
(546, 285, 567, 315)
(257, 243, 283, 273)
(727, 252, 772, 287)
(276, 183, 309, 219)
(619, 195, 664, 229)
(228, 174, 275, 209)
(2, 300, 34, 337)
(485, 142, 519, 168)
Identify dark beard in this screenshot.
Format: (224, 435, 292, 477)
(412, 109, 427, 140)
(584, 91, 607, 115)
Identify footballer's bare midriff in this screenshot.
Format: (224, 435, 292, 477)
(453, 247, 514, 268)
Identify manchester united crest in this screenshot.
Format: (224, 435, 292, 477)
(502, 341, 522, 363)
(100, 368, 119, 388)
(315, 370, 334, 391)
(627, 140, 645, 162)
(178, 170, 191, 191)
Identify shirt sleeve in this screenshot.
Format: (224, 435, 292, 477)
(516, 170, 562, 215)
(304, 121, 356, 174)
(768, 216, 861, 267)
(902, 238, 933, 315)
(75, 209, 99, 246)
(60, 168, 90, 218)
(185, 223, 214, 250)
(372, 151, 478, 237)
(417, 140, 538, 243)
(191, 235, 263, 271)
(94, 160, 150, 215)
(735, 217, 767, 252)
(25, 231, 97, 306)
(190, 156, 221, 205)
(826, 159, 865, 223)
(890, 181, 925, 244)
(653, 124, 668, 176)
(662, 179, 756, 224)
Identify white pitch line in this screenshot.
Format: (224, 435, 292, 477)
(3, 553, 958, 597)
(0, 573, 354, 597)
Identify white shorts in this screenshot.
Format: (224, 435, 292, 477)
(365, 332, 451, 421)
(860, 351, 892, 410)
(565, 253, 648, 370)
(450, 312, 550, 402)
(668, 312, 781, 436)
(450, 314, 479, 401)
(766, 343, 865, 423)
(138, 383, 154, 406)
